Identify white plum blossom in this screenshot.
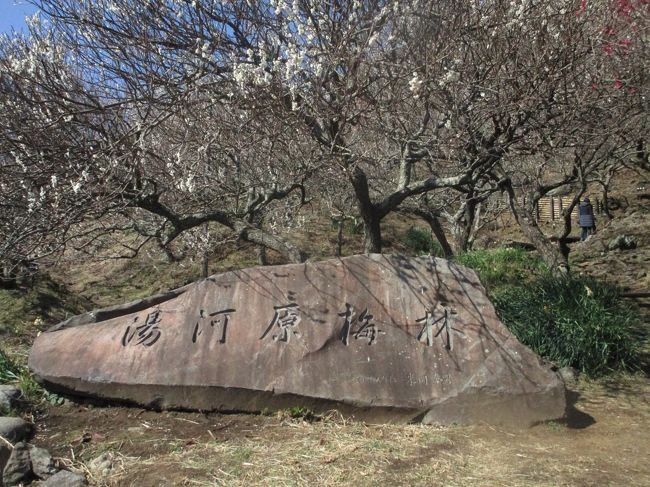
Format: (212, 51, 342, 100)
(439, 70, 460, 87)
(232, 62, 272, 89)
(409, 72, 424, 99)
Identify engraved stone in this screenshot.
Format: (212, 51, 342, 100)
(29, 254, 565, 425)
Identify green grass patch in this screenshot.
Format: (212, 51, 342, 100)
(0, 348, 22, 384)
(455, 247, 547, 292)
(0, 274, 90, 340)
(491, 275, 643, 377)
(403, 226, 445, 258)
(0, 347, 46, 407)
(68, 258, 200, 308)
(456, 247, 643, 377)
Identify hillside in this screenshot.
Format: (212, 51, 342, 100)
(0, 169, 648, 487)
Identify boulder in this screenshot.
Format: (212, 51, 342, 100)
(0, 418, 33, 444)
(29, 255, 565, 425)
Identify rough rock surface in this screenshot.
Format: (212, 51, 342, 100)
(0, 418, 33, 444)
(0, 386, 20, 411)
(558, 366, 578, 384)
(41, 470, 86, 487)
(28, 445, 58, 480)
(0, 443, 10, 487)
(29, 254, 565, 425)
(607, 234, 637, 251)
(87, 453, 114, 478)
(2, 442, 32, 486)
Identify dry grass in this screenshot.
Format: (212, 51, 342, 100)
(66, 375, 649, 487)
(125, 418, 455, 487)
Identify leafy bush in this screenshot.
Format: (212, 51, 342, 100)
(403, 227, 444, 257)
(492, 275, 642, 377)
(455, 247, 546, 291)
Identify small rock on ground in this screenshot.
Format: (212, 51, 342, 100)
(2, 442, 33, 487)
(88, 452, 114, 477)
(1, 443, 11, 484)
(0, 417, 33, 443)
(41, 470, 87, 487)
(29, 445, 58, 479)
(607, 234, 637, 251)
(0, 386, 20, 411)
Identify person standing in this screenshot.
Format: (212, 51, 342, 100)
(578, 197, 596, 241)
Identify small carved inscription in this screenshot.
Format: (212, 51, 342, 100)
(260, 302, 302, 342)
(122, 309, 162, 347)
(192, 308, 236, 344)
(339, 304, 385, 346)
(415, 305, 462, 350)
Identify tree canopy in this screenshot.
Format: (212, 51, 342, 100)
(1, 0, 648, 281)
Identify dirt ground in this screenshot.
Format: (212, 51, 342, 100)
(29, 372, 649, 487)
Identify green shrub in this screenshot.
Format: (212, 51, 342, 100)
(455, 247, 546, 291)
(0, 348, 21, 383)
(492, 275, 642, 377)
(278, 406, 317, 421)
(1, 348, 45, 403)
(403, 227, 444, 257)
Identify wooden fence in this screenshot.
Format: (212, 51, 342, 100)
(536, 196, 602, 222)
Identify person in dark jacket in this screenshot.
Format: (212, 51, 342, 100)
(578, 197, 596, 241)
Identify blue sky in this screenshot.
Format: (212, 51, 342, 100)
(0, 0, 39, 34)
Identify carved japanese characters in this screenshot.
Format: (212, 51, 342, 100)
(29, 255, 566, 426)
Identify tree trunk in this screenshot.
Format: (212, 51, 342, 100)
(462, 200, 476, 252)
(158, 241, 181, 262)
(349, 165, 384, 254)
(237, 224, 306, 263)
(201, 223, 209, 278)
(445, 197, 478, 255)
(335, 218, 344, 257)
(201, 254, 209, 278)
(469, 201, 482, 250)
(363, 215, 382, 254)
(402, 208, 454, 258)
(426, 216, 453, 258)
(257, 245, 269, 265)
(557, 189, 585, 263)
(525, 222, 569, 275)
(600, 180, 613, 220)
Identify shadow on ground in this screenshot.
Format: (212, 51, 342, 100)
(560, 389, 596, 429)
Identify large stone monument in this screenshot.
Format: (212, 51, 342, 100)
(29, 254, 565, 425)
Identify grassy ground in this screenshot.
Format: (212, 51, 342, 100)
(0, 276, 91, 348)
